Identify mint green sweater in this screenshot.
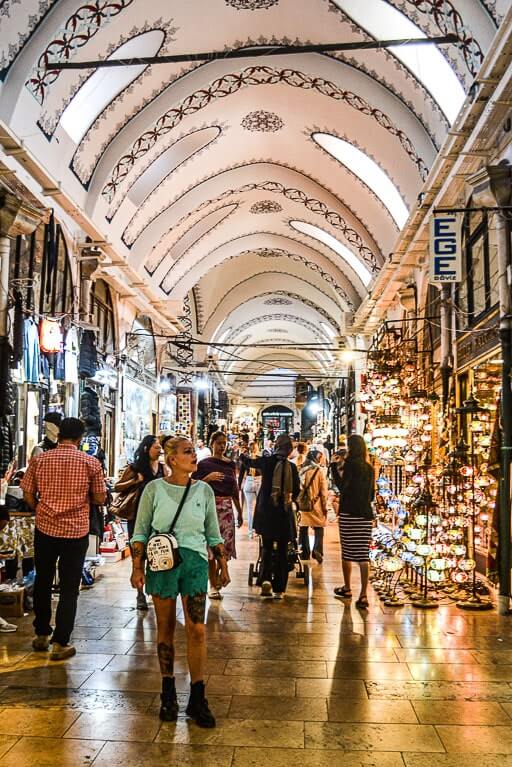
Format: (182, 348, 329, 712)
(132, 479, 222, 560)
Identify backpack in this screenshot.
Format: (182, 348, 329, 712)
(297, 468, 319, 512)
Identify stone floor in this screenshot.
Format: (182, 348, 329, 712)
(0, 526, 511, 765)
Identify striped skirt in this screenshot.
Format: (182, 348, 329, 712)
(338, 514, 373, 562)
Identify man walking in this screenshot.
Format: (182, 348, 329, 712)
(21, 417, 106, 660)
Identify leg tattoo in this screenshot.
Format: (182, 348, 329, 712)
(185, 593, 206, 624)
(157, 642, 175, 676)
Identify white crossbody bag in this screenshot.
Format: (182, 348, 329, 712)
(146, 479, 192, 572)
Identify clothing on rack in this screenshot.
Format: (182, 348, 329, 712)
(80, 386, 101, 427)
(39, 319, 61, 354)
(23, 318, 40, 384)
(64, 326, 79, 384)
(79, 330, 98, 379)
(11, 290, 24, 367)
(0, 418, 14, 477)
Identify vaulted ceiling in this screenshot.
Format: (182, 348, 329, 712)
(0, 0, 506, 396)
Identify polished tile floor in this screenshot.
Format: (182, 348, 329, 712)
(0, 526, 512, 765)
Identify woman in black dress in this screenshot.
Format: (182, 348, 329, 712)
(333, 434, 374, 609)
(241, 434, 300, 599)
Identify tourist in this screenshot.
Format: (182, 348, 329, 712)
(21, 417, 106, 660)
(298, 449, 328, 564)
(193, 431, 243, 599)
(130, 436, 228, 727)
(241, 434, 300, 599)
(238, 441, 262, 538)
(115, 435, 164, 610)
(30, 411, 62, 459)
(292, 441, 308, 470)
(196, 439, 211, 462)
(333, 434, 375, 609)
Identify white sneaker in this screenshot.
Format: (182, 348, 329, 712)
(274, 592, 284, 600)
(260, 581, 273, 598)
(0, 617, 17, 632)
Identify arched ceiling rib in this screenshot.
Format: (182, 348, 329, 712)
(0, 0, 507, 394)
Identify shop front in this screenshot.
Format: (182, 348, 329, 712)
(261, 405, 294, 438)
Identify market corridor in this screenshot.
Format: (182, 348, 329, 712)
(0, 529, 511, 764)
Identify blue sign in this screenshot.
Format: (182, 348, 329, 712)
(429, 213, 462, 283)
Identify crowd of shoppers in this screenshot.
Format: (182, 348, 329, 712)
(9, 413, 376, 731)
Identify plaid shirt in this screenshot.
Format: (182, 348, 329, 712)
(21, 444, 106, 538)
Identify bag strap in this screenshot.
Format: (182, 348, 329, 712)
(303, 467, 319, 493)
(167, 478, 192, 535)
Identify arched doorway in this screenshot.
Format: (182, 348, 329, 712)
(261, 405, 294, 439)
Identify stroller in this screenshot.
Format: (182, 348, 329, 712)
(248, 507, 310, 587)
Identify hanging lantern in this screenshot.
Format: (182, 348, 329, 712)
(430, 558, 448, 571)
(383, 557, 402, 572)
(427, 570, 445, 582)
(459, 558, 476, 571)
(416, 544, 432, 557)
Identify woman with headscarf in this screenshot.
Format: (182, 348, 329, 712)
(241, 434, 300, 599)
(298, 449, 329, 564)
(30, 411, 62, 459)
(115, 434, 164, 610)
(333, 434, 375, 609)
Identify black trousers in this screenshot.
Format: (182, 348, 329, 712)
(299, 526, 324, 558)
(33, 528, 89, 645)
(261, 537, 289, 594)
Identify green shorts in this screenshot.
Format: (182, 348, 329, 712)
(145, 547, 208, 600)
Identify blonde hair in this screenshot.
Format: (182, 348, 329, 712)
(163, 435, 190, 461)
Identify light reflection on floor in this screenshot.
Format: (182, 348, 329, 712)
(0, 525, 511, 765)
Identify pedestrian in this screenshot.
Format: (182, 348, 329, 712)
(238, 441, 262, 538)
(298, 449, 328, 564)
(292, 441, 308, 470)
(193, 431, 243, 599)
(241, 434, 300, 599)
(115, 435, 164, 610)
(30, 411, 62, 459)
(333, 434, 375, 609)
(195, 439, 211, 462)
(21, 417, 106, 659)
(130, 436, 228, 727)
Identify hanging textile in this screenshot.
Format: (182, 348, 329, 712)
(23, 318, 40, 385)
(0, 340, 12, 418)
(64, 326, 79, 384)
(79, 330, 98, 379)
(11, 290, 24, 368)
(39, 318, 62, 354)
(44, 211, 57, 300)
(0, 418, 13, 477)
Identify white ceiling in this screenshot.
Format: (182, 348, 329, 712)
(0, 0, 504, 391)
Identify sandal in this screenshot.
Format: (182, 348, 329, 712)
(334, 586, 352, 600)
(355, 596, 369, 610)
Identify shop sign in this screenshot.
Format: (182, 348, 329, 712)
(457, 315, 499, 369)
(429, 212, 462, 283)
(91, 365, 118, 389)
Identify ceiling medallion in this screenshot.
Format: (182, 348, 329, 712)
(241, 110, 284, 132)
(250, 200, 283, 214)
(225, 0, 279, 9)
(264, 297, 292, 306)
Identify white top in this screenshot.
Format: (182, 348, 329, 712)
(64, 327, 79, 385)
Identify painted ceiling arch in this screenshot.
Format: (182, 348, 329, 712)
(200, 274, 343, 338)
(0, 0, 508, 393)
(173, 234, 360, 311)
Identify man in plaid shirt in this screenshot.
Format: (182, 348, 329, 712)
(21, 417, 106, 660)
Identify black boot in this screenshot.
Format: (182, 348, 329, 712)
(159, 676, 178, 722)
(185, 680, 216, 728)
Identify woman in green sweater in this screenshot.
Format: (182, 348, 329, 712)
(130, 436, 229, 728)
